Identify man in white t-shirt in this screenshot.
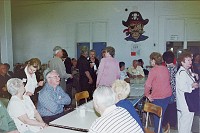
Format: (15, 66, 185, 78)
(119, 62, 130, 83)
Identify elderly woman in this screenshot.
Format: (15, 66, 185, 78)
(89, 86, 143, 133)
(7, 78, 47, 133)
(176, 51, 199, 133)
(96, 46, 120, 87)
(112, 80, 143, 130)
(144, 52, 172, 133)
(14, 58, 44, 96)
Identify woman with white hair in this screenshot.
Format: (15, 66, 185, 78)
(7, 78, 47, 133)
(112, 80, 143, 130)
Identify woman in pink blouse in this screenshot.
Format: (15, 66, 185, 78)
(96, 46, 120, 87)
(144, 52, 172, 133)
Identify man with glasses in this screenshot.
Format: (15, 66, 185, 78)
(37, 70, 71, 124)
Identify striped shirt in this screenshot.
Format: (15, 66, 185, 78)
(89, 105, 144, 133)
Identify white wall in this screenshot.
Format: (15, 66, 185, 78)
(11, 1, 200, 67)
(0, 0, 13, 69)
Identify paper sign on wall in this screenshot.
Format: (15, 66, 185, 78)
(131, 44, 141, 56)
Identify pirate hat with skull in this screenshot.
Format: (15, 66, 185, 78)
(122, 11, 149, 27)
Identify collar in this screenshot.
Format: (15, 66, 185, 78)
(45, 83, 59, 91)
(102, 105, 117, 116)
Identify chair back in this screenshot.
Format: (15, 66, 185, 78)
(75, 91, 89, 107)
(164, 123, 170, 133)
(143, 102, 162, 133)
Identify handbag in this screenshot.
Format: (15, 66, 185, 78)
(184, 88, 200, 114)
(179, 69, 200, 114)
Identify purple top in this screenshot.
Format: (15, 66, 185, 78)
(96, 57, 120, 87)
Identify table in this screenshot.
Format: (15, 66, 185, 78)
(38, 101, 98, 133)
(38, 78, 146, 133)
(129, 78, 145, 98)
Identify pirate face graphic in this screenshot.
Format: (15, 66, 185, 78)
(128, 23, 144, 40)
(122, 11, 149, 42)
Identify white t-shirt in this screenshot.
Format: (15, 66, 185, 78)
(7, 95, 42, 133)
(120, 70, 129, 80)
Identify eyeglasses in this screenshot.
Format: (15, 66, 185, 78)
(48, 75, 60, 79)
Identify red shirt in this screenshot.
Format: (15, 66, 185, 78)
(144, 65, 172, 99)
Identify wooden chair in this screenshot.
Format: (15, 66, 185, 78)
(75, 91, 89, 107)
(143, 102, 162, 133)
(164, 123, 170, 133)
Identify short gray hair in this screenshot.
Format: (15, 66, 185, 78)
(93, 86, 116, 108)
(53, 46, 62, 55)
(45, 70, 58, 83)
(112, 80, 130, 100)
(7, 78, 24, 96)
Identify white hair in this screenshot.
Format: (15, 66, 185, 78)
(112, 79, 130, 100)
(93, 86, 116, 108)
(7, 78, 24, 96)
(45, 70, 58, 83)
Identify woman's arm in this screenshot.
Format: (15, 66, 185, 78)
(144, 69, 155, 98)
(96, 59, 105, 86)
(34, 109, 44, 123)
(18, 114, 46, 128)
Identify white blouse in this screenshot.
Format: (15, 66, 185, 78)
(7, 95, 43, 133)
(24, 66, 38, 94)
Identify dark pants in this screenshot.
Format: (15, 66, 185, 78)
(152, 96, 171, 133)
(79, 77, 90, 91)
(42, 112, 65, 124)
(162, 102, 177, 127)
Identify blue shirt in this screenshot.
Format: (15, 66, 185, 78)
(37, 83, 71, 117)
(116, 99, 143, 130)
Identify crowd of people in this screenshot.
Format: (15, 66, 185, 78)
(0, 46, 199, 133)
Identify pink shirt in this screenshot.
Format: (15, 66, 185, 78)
(96, 57, 120, 87)
(144, 65, 172, 99)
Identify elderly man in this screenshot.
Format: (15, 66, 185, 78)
(89, 86, 144, 133)
(49, 46, 72, 92)
(0, 63, 11, 98)
(127, 60, 145, 78)
(37, 70, 71, 123)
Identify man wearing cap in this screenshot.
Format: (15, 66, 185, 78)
(49, 46, 72, 92)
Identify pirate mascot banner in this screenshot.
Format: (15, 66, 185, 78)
(122, 11, 149, 42)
